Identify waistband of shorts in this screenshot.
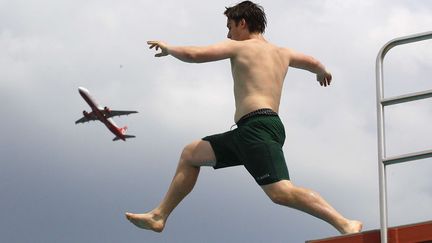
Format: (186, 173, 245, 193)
(236, 108, 278, 126)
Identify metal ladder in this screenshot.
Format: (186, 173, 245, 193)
(376, 31, 432, 243)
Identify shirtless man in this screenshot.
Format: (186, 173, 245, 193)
(126, 1, 362, 235)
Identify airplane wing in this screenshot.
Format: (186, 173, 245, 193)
(105, 110, 138, 118)
(75, 112, 98, 124)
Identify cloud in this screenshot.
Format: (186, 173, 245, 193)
(1, 1, 432, 242)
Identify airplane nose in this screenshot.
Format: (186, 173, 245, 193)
(78, 87, 89, 93)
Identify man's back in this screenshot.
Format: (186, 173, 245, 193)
(230, 39, 290, 121)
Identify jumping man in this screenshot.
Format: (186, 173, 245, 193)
(126, 1, 362, 235)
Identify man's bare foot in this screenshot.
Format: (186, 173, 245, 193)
(341, 220, 363, 234)
(125, 212, 165, 233)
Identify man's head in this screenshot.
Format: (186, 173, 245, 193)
(224, 1, 266, 39)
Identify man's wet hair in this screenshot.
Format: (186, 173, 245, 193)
(224, 1, 267, 34)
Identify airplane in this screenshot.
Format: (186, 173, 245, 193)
(75, 87, 138, 141)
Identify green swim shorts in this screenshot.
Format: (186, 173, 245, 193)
(202, 109, 290, 185)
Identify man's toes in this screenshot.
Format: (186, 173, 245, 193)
(125, 212, 134, 220)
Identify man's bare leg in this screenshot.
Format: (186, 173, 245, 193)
(261, 180, 362, 234)
(125, 140, 216, 232)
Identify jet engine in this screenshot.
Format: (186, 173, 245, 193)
(104, 106, 111, 115)
(83, 110, 90, 118)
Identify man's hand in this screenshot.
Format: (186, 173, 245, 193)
(147, 41, 169, 57)
(317, 70, 332, 87)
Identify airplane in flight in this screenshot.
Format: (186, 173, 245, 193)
(75, 87, 138, 141)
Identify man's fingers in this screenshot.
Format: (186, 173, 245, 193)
(147, 40, 167, 57)
(323, 79, 328, 87)
(147, 41, 160, 49)
(319, 79, 330, 87)
(155, 52, 167, 57)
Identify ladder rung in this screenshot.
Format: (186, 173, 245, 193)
(381, 89, 432, 106)
(383, 149, 432, 166)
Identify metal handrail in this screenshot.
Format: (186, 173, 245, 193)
(381, 89, 432, 106)
(383, 149, 432, 166)
(376, 31, 432, 243)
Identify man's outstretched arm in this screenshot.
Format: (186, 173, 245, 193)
(287, 48, 332, 87)
(147, 40, 238, 63)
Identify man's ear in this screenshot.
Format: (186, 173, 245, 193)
(240, 19, 247, 29)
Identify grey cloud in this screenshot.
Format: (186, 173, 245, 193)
(1, 0, 432, 242)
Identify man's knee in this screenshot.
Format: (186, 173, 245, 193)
(180, 140, 216, 167)
(180, 142, 196, 164)
(262, 180, 296, 205)
(268, 191, 292, 205)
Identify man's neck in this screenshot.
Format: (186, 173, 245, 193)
(243, 32, 266, 41)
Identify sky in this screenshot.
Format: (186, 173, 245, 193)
(1, 0, 432, 242)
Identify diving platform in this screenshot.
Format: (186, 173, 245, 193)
(306, 220, 432, 243)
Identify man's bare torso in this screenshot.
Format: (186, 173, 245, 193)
(231, 39, 290, 122)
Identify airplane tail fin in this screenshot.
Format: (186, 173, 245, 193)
(113, 126, 135, 141)
(113, 135, 136, 141)
(120, 126, 128, 135)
